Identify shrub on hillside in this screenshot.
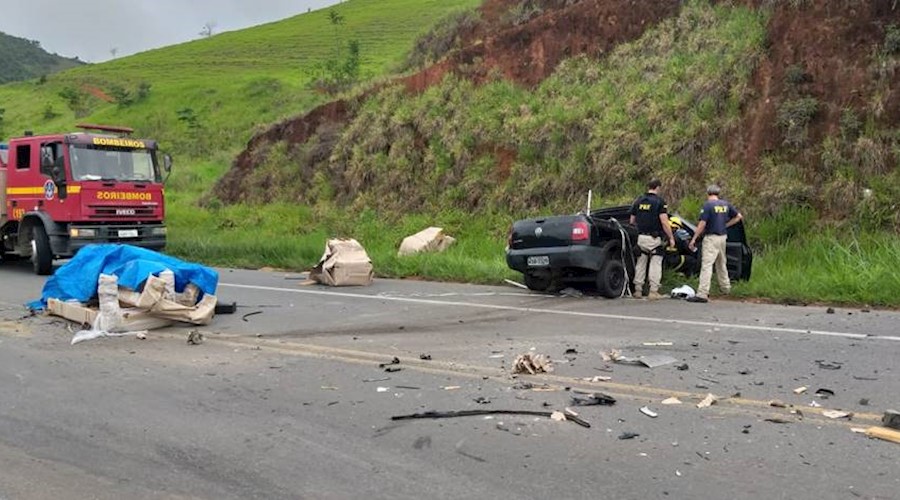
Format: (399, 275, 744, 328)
(777, 97, 818, 148)
(884, 24, 900, 54)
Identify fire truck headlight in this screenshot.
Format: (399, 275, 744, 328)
(150, 227, 167, 236)
(70, 228, 97, 238)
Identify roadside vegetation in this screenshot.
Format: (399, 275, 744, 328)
(1, 0, 898, 307)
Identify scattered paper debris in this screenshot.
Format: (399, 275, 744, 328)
(662, 397, 683, 405)
(442, 386, 461, 391)
(640, 406, 659, 418)
(513, 353, 554, 374)
(809, 401, 822, 408)
(793, 386, 808, 394)
(696, 393, 719, 409)
(551, 411, 566, 422)
(601, 349, 678, 368)
(581, 375, 612, 382)
(376, 387, 390, 393)
(822, 410, 851, 419)
(642, 342, 674, 347)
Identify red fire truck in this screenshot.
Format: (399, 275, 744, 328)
(0, 124, 170, 275)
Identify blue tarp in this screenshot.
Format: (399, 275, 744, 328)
(29, 244, 218, 310)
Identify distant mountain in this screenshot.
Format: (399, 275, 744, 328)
(0, 31, 84, 84)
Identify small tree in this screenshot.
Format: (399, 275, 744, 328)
(199, 21, 217, 38)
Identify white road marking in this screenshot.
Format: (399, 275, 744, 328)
(219, 283, 900, 342)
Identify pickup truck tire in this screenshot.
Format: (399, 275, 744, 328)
(31, 225, 53, 276)
(596, 259, 626, 298)
(524, 271, 560, 294)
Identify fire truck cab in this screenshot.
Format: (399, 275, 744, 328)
(1, 124, 170, 275)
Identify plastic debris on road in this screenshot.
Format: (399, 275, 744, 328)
(601, 349, 678, 368)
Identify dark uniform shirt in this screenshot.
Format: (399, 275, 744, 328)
(630, 192, 668, 235)
(699, 199, 739, 235)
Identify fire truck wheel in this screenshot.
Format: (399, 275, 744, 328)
(31, 225, 53, 276)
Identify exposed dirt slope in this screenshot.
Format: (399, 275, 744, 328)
(213, 0, 681, 204)
(733, 0, 900, 170)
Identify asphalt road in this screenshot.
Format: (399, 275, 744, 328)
(0, 259, 898, 499)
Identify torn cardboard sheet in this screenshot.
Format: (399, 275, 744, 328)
(310, 238, 374, 286)
(512, 353, 554, 374)
(398, 227, 456, 256)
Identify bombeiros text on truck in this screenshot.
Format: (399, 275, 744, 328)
(0, 124, 172, 275)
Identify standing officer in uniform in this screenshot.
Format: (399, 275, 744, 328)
(687, 184, 743, 303)
(629, 178, 676, 300)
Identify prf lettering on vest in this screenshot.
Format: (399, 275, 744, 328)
(96, 191, 153, 201)
(639, 203, 651, 211)
(714, 206, 728, 213)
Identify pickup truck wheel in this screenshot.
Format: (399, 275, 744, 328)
(597, 259, 626, 298)
(524, 272, 560, 294)
(31, 226, 54, 276)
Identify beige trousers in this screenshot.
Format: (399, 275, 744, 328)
(697, 234, 730, 298)
(634, 235, 663, 293)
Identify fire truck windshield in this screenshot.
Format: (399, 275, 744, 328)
(68, 144, 160, 182)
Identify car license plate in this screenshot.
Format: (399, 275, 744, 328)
(118, 229, 139, 238)
(527, 256, 550, 267)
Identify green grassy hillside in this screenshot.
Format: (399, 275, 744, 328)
(0, 0, 480, 153)
(0, 32, 83, 84)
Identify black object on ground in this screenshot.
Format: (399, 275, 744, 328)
(814, 388, 835, 399)
(384, 366, 402, 373)
(419, 354, 432, 360)
(686, 296, 708, 303)
(215, 302, 237, 314)
(883, 410, 900, 430)
(241, 310, 263, 322)
(570, 393, 616, 406)
(676, 363, 689, 371)
(618, 432, 640, 440)
(392, 409, 591, 428)
(379, 357, 401, 368)
(826, 307, 835, 314)
(816, 360, 842, 370)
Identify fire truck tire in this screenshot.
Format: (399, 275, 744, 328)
(31, 225, 53, 276)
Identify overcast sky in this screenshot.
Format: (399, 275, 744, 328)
(0, 0, 340, 63)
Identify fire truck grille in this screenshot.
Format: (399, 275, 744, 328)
(88, 205, 156, 218)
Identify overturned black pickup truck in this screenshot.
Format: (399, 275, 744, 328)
(506, 206, 752, 297)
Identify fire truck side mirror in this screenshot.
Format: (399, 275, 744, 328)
(52, 166, 68, 200)
(163, 154, 173, 173)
